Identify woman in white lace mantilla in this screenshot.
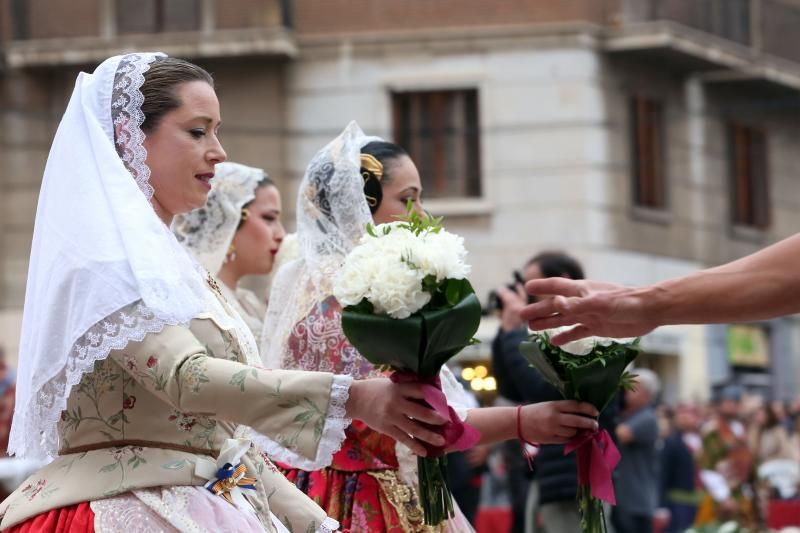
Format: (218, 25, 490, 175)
(0, 55, 449, 533)
(261, 122, 601, 532)
(173, 162, 285, 345)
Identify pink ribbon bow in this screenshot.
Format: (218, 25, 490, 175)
(390, 371, 481, 457)
(564, 428, 621, 504)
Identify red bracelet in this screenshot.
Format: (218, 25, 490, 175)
(516, 404, 538, 470)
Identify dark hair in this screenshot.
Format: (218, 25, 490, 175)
(140, 57, 214, 133)
(526, 251, 585, 280)
(236, 174, 276, 230)
(360, 141, 408, 213)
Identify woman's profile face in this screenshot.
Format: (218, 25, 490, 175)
(144, 80, 226, 222)
(372, 155, 424, 225)
(230, 184, 285, 276)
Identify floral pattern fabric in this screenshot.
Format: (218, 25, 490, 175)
(0, 295, 344, 533)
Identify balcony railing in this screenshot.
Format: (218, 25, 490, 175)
(621, 0, 800, 65)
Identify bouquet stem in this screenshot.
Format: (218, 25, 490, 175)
(578, 486, 608, 533)
(417, 456, 454, 525)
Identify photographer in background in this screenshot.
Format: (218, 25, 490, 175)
(492, 251, 605, 533)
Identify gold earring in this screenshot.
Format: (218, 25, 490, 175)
(225, 243, 237, 263)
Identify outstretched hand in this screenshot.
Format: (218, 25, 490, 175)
(346, 378, 447, 456)
(519, 277, 660, 344)
(519, 400, 600, 444)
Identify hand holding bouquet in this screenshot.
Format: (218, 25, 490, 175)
(333, 205, 482, 525)
(520, 327, 640, 533)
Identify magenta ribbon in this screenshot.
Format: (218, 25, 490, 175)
(564, 428, 621, 504)
(390, 371, 481, 458)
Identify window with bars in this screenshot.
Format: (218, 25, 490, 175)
(391, 89, 481, 199)
(629, 96, 667, 210)
(728, 123, 769, 229)
(116, 0, 200, 34)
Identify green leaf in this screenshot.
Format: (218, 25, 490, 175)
(293, 411, 314, 423)
(518, 341, 568, 396)
(366, 223, 377, 238)
(562, 348, 639, 410)
(99, 463, 118, 473)
(419, 293, 482, 376)
(161, 460, 188, 470)
(314, 418, 324, 442)
(302, 398, 321, 412)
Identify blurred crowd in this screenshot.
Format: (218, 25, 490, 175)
(653, 388, 800, 532)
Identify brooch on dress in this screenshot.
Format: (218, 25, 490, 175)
(206, 462, 257, 504)
(196, 438, 258, 511)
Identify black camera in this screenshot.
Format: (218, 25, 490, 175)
(485, 270, 531, 314)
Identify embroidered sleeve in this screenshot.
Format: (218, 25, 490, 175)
(110, 325, 348, 462)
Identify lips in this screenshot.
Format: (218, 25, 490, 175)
(195, 173, 214, 189)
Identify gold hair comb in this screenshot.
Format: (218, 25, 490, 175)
(360, 154, 384, 181)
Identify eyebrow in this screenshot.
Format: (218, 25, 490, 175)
(189, 116, 221, 127)
(399, 186, 421, 194)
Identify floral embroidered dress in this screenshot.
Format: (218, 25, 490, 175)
(277, 296, 474, 533)
(0, 285, 349, 532)
(218, 282, 267, 347)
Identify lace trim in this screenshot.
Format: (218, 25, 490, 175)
(318, 516, 340, 533)
(93, 486, 268, 532)
(251, 374, 352, 470)
(91, 493, 177, 532)
(14, 301, 181, 459)
(112, 53, 159, 199)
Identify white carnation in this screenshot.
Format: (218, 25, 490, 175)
(333, 252, 375, 307)
(333, 222, 471, 319)
(560, 337, 596, 356)
(415, 231, 471, 281)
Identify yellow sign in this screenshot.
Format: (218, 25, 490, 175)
(727, 325, 770, 368)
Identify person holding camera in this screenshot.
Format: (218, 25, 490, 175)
(491, 251, 617, 533)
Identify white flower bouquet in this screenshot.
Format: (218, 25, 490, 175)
(333, 206, 482, 525)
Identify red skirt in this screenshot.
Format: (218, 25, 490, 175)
(6, 502, 95, 532)
(280, 420, 413, 532)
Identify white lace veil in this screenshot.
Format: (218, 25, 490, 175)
(260, 122, 382, 377)
(9, 53, 237, 460)
(172, 162, 267, 275)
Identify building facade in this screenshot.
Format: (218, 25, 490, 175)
(1, 0, 799, 402)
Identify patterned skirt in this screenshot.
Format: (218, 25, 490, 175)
(279, 421, 472, 533)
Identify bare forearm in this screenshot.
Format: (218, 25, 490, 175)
(645, 234, 800, 325)
(463, 407, 515, 446)
(458, 401, 599, 448)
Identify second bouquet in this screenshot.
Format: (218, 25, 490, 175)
(519, 328, 640, 533)
(333, 205, 481, 526)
